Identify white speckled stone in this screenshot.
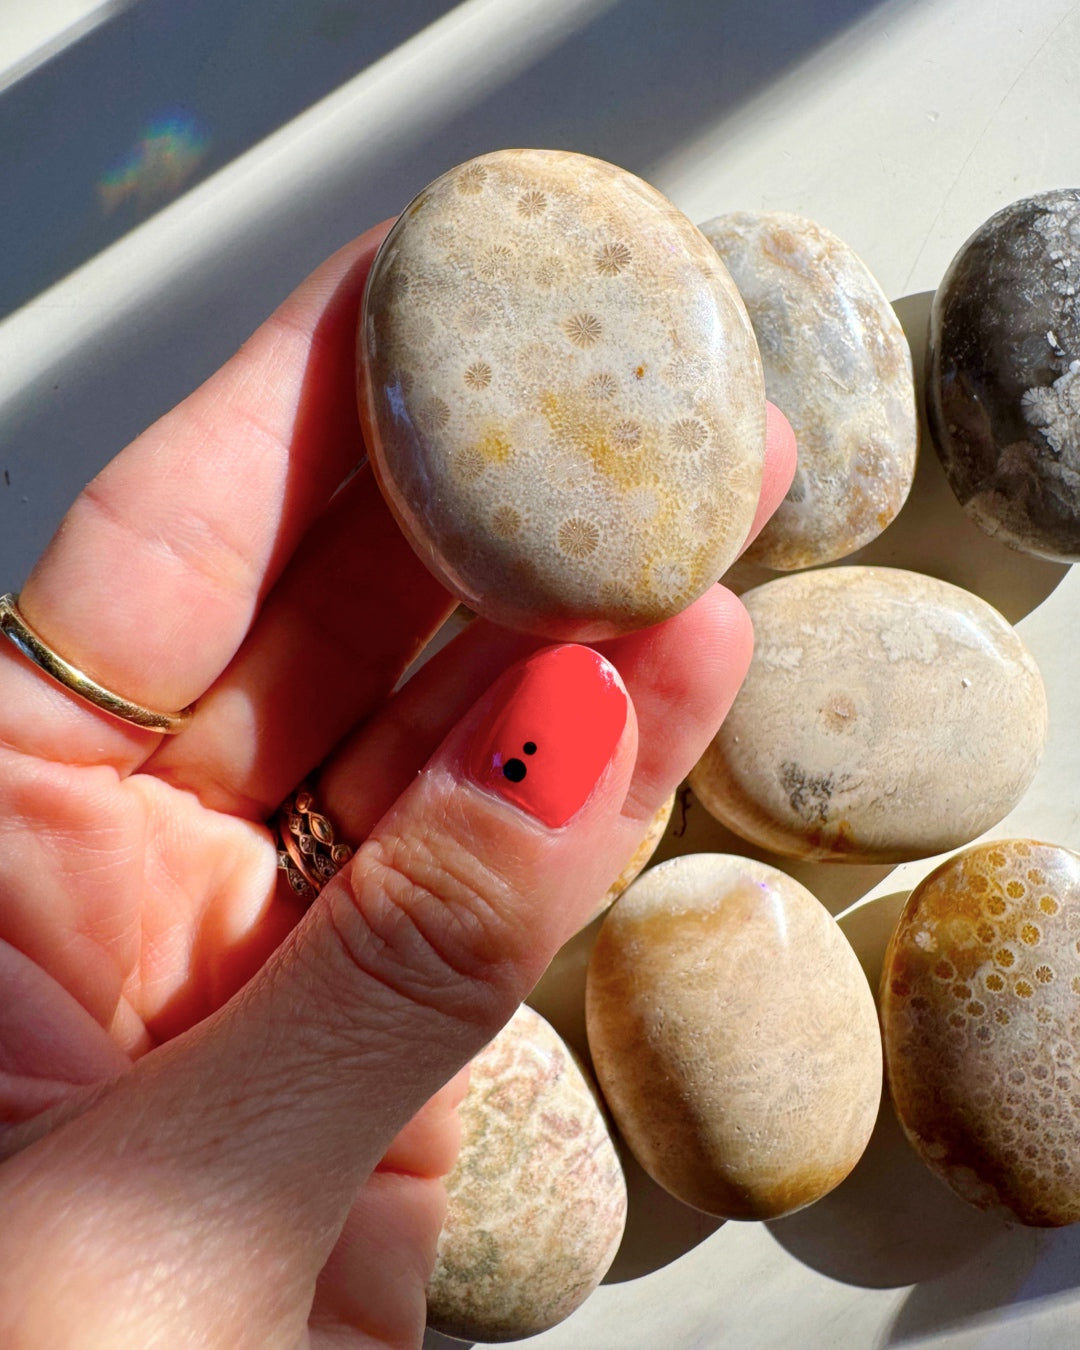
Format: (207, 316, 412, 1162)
(586, 853, 881, 1219)
(689, 566, 1048, 863)
(882, 839, 1080, 1226)
(358, 149, 765, 639)
(427, 1004, 626, 1343)
(700, 211, 917, 570)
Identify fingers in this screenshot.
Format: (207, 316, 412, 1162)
(0, 940, 130, 1139)
(311, 1171, 446, 1349)
(317, 583, 751, 859)
(0, 222, 394, 772)
(0, 646, 642, 1345)
(196, 602, 746, 1177)
(145, 463, 457, 818)
(310, 1075, 467, 1344)
(0, 575, 753, 1344)
(158, 396, 792, 823)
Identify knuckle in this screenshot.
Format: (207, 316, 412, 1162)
(325, 821, 523, 1033)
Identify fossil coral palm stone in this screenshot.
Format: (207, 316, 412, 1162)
(689, 567, 1047, 863)
(593, 791, 675, 918)
(927, 189, 1080, 560)
(358, 149, 765, 639)
(426, 1004, 626, 1342)
(586, 853, 881, 1219)
(882, 840, 1080, 1225)
(700, 211, 917, 569)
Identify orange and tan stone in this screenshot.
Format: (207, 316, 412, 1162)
(700, 211, 917, 570)
(592, 792, 675, 919)
(585, 853, 881, 1219)
(427, 1004, 626, 1342)
(689, 566, 1047, 863)
(881, 839, 1080, 1226)
(358, 149, 765, 639)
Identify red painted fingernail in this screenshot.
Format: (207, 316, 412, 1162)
(465, 644, 629, 828)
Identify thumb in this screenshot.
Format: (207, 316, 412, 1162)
(0, 644, 637, 1344)
(245, 640, 638, 1169)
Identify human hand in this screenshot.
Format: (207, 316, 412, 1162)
(0, 220, 795, 1348)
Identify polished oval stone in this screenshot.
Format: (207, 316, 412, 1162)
(927, 189, 1080, 561)
(358, 148, 766, 640)
(700, 211, 917, 569)
(594, 791, 675, 918)
(882, 839, 1080, 1226)
(689, 566, 1047, 863)
(586, 853, 881, 1219)
(427, 1004, 626, 1342)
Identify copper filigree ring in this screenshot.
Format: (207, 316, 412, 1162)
(275, 781, 354, 900)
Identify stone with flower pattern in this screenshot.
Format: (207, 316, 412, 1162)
(700, 211, 917, 569)
(882, 839, 1080, 1225)
(426, 1003, 626, 1341)
(358, 149, 765, 638)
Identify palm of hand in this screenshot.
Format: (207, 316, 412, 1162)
(0, 221, 793, 1348)
(0, 224, 475, 1345)
(2, 740, 467, 1350)
(1, 761, 276, 1074)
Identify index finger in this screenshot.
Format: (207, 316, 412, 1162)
(0, 222, 394, 771)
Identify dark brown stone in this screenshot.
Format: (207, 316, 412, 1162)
(926, 189, 1080, 561)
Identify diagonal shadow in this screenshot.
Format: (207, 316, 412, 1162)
(2, 0, 896, 590)
(0, 0, 464, 318)
(0, 0, 893, 318)
(885, 1223, 1080, 1346)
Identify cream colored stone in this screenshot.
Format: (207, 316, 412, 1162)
(427, 1004, 626, 1342)
(593, 792, 675, 918)
(689, 566, 1048, 863)
(700, 211, 917, 570)
(585, 853, 881, 1219)
(358, 149, 765, 639)
(882, 839, 1080, 1226)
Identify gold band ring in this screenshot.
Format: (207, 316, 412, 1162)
(275, 781, 354, 900)
(0, 592, 194, 735)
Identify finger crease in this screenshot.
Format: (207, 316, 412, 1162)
(79, 475, 264, 603)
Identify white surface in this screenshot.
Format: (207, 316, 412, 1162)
(657, 0, 1080, 299)
(0, 0, 129, 88)
(0, 0, 619, 398)
(2, 0, 1080, 1347)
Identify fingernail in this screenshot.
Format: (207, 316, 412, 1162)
(465, 644, 629, 828)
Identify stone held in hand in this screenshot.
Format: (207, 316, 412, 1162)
(700, 210, 917, 570)
(426, 1003, 627, 1343)
(358, 148, 766, 640)
(881, 839, 1080, 1226)
(926, 188, 1080, 561)
(585, 853, 882, 1220)
(689, 566, 1048, 864)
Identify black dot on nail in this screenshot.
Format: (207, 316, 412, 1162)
(523, 741, 537, 755)
(503, 758, 527, 783)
